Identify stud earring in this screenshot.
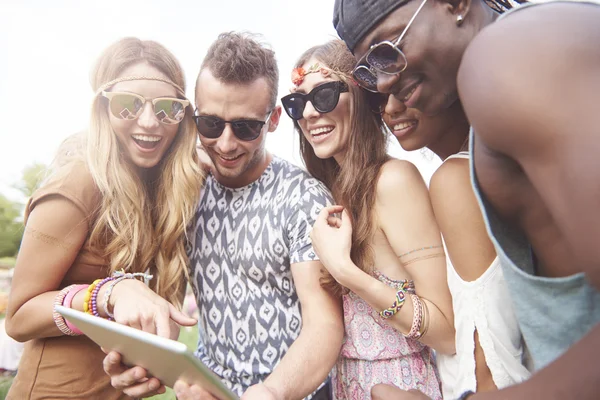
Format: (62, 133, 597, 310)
(456, 15, 464, 25)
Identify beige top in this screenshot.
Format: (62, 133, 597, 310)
(8, 163, 129, 400)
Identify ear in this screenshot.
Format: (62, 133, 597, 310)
(440, 0, 473, 22)
(267, 105, 282, 132)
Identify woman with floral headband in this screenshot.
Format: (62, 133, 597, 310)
(281, 39, 454, 400)
(5, 37, 203, 399)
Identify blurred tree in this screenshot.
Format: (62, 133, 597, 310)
(0, 194, 22, 257)
(13, 162, 48, 198)
(0, 163, 48, 258)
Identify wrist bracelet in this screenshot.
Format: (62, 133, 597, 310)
(405, 293, 424, 340)
(379, 289, 407, 319)
(457, 390, 475, 400)
(53, 285, 81, 336)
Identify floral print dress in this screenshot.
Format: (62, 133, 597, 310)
(332, 272, 442, 400)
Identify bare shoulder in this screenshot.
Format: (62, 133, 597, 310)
(429, 157, 469, 199)
(458, 2, 600, 155)
(376, 159, 425, 198)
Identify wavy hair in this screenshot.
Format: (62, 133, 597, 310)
(291, 40, 389, 295)
(47, 38, 203, 306)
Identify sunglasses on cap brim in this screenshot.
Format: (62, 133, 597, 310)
(101, 91, 189, 125)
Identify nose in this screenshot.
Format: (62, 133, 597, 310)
(302, 100, 320, 121)
(376, 72, 402, 96)
(136, 102, 160, 130)
(384, 95, 407, 116)
(214, 124, 238, 154)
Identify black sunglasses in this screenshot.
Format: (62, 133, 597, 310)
(193, 111, 272, 141)
(281, 81, 349, 121)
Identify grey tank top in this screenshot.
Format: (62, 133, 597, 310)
(469, 126, 600, 371)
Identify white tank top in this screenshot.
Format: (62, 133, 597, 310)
(436, 152, 531, 399)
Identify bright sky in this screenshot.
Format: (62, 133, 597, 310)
(0, 0, 440, 203)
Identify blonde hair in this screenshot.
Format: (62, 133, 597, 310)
(48, 37, 203, 306)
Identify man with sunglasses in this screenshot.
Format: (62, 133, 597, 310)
(333, 0, 600, 399)
(172, 32, 342, 400)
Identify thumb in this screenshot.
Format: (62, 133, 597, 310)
(341, 209, 353, 231)
(169, 304, 197, 326)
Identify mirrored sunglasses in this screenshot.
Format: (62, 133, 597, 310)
(101, 91, 188, 125)
(281, 81, 349, 121)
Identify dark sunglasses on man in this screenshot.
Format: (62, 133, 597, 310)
(281, 81, 349, 121)
(193, 110, 273, 141)
(352, 0, 429, 92)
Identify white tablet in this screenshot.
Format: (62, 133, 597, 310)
(56, 305, 238, 400)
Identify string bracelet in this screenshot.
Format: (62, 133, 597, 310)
(419, 299, 430, 338)
(101, 270, 155, 319)
(405, 293, 424, 340)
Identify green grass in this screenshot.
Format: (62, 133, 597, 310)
(0, 258, 15, 268)
(0, 325, 199, 400)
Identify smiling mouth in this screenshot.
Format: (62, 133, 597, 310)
(132, 134, 161, 150)
(393, 120, 417, 131)
(219, 154, 243, 161)
(309, 126, 334, 138)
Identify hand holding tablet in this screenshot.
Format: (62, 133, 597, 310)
(56, 305, 238, 400)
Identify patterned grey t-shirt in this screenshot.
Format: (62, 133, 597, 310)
(187, 156, 332, 396)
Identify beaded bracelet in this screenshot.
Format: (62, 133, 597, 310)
(83, 279, 102, 314)
(379, 289, 407, 319)
(53, 284, 80, 336)
(89, 276, 116, 318)
(405, 293, 424, 340)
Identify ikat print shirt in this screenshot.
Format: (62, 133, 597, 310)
(187, 156, 332, 396)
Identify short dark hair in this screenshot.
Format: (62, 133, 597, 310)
(197, 32, 279, 108)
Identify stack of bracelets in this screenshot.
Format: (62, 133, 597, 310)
(52, 269, 153, 336)
(377, 278, 430, 340)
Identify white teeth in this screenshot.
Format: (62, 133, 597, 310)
(221, 155, 241, 161)
(309, 127, 334, 136)
(403, 85, 417, 102)
(393, 121, 417, 131)
(132, 135, 161, 142)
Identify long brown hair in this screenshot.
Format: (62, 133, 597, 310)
(292, 40, 389, 295)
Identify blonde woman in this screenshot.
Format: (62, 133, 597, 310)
(5, 37, 203, 399)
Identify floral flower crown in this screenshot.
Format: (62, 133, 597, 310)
(291, 62, 355, 87)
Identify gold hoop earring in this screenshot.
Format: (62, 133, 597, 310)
(456, 15, 464, 26)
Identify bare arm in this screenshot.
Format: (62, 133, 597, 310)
(262, 260, 344, 400)
(429, 158, 497, 390)
(456, 2, 600, 399)
(312, 160, 455, 355)
(5, 196, 90, 341)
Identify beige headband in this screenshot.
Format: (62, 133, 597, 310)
(95, 76, 185, 97)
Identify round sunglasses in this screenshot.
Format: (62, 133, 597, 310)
(101, 91, 189, 124)
(281, 81, 349, 121)
(193, 110, 272, 142)
(352, 0, 429, 93)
